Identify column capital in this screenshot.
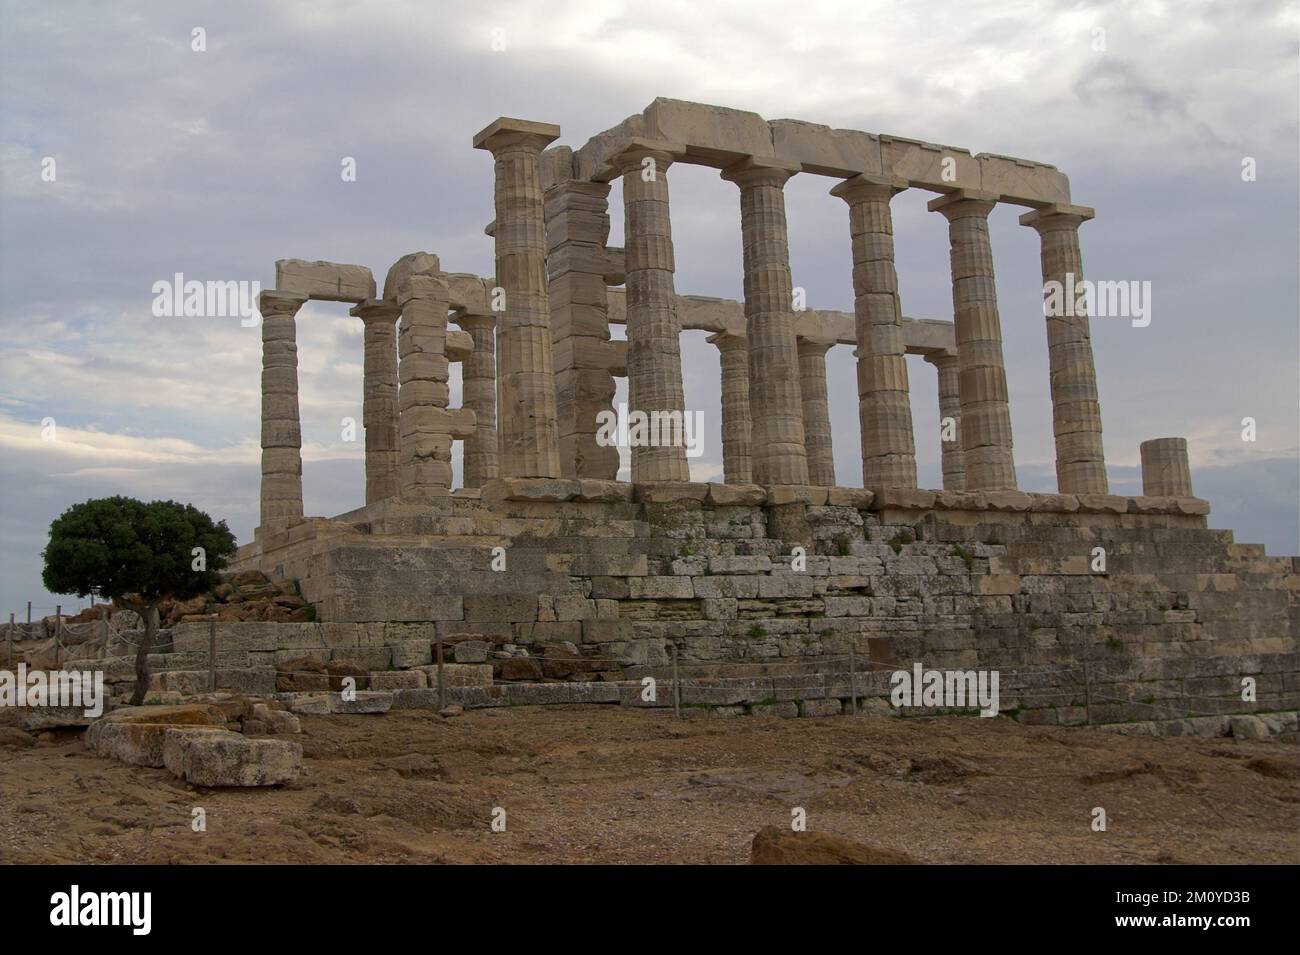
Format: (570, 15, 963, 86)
(258, 290, 306, 317)
(720, 155, 801, 188)
(829, 173, 908, 203)
(472, 117, 560, 155)
(795, 336, 833, 357)
(706, 328, 747, 351)
(927, 188, 999, 220)
(454, 311, 497, 330)
(349, 298, 401, 323)
(1018, 202, 1096, 231)
(922, 348, 960, 368)
(607, 137, 686, 175)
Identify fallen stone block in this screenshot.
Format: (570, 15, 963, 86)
(94, 722, 173, 767)
(251, 702, 302, 734)
(16, 705, 98, 731)
(164, 731, 303, 787)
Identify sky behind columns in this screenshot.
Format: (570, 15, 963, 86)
(1, 0, 1297, 617)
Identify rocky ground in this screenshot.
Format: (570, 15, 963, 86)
(1, 707, 1296, 864)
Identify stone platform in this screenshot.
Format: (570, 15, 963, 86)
(219, 479, 1300, 727)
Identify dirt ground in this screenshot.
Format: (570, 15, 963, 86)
(2, 706, 1297, 864)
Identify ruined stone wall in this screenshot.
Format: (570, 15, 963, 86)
(226, 482, 1299, 727)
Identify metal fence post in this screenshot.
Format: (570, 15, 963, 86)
(671, 641, 681, 719)
(849, 646, 858, 715)
(436, 638, 446, 710)
(208, 615, 218, 692)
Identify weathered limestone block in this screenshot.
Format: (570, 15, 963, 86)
(1140, 437, 1193, 497)
(769, 120, 882, 178)
(165, 731, 303, 787)
(275, 259, 376, 302)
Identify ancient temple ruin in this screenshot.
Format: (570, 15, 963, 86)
(228, 99, 1296, 726)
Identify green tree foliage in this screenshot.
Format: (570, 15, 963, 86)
(42, 497, 237, 704)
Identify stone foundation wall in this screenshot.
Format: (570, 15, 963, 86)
(222, 480, 1299, 726)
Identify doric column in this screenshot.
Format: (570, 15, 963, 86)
(928, 190, 1017, 490)
(924, 350, 966, 491)
(350, 299, 401, 504)
(544, 178, 620, 480)
(397, 274, 460, 498)
(796, 339, 836, 486)
(829, 175, 917, 489)
(1020, 204, 1108, 494)
(1140, 437, 1192, 497)
(707, 329, 752, 484)
(613, 139, 691, 483)
(473, 117, 563, 479)
(258, 290, 307, 531)
(458, 312, 499, 488)
(721, 156, 808, 486)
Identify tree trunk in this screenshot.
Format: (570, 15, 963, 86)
(128, 604, 159, 706)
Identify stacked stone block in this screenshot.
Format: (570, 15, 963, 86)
(258, 290, 307, 532)
(543, 166, 621, 480)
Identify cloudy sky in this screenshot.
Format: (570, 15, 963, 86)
(1, 0, 1296, 617)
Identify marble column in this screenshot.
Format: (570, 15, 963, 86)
(707, 329, 752, 484)
(928, 190, 1017, 490)
(473, 117, 563, 479)
(1140, 437, 1192, 497)
(721, 156, 808, 486)
(544, 178, 620, 480)
(796, 339, 836, 486)
(350, 299, 401, 504)
(829, 174, 917, 488)
(615, 139, 690, 483)
(458, 312, 499, 488)
(397, 274, 463, 498)
(924, 350, 966, 491)
(258, 290, 307, 531)
(1020, 204, 1108, 494)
